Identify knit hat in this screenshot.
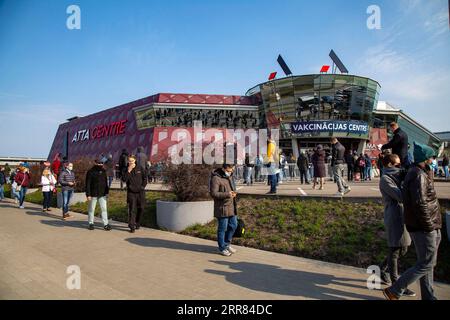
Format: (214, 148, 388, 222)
(413, 142, 435, 164)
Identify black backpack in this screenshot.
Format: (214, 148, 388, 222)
(233, 217, 246, 238)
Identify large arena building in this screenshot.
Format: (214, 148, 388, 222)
(48, 73, 442, 163)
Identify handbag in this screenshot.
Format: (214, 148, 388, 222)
(233, 217, 246, 238)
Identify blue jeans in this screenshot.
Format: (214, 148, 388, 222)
(245, 167, 253, 185)
(19, 187, 28, 206)
(444, 166, 449, 179)
(269, 174, 277, 193)
(108, 176, 114, 188)
(217, 215, 238, 251)
(0, 185, 4, 200)
(390, 229, 441, 300)
(62, 190, 73, 214)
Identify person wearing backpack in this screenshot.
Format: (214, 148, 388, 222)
(210, 163, 238, 256)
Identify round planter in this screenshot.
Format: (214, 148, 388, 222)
(156, 200, 214, 232)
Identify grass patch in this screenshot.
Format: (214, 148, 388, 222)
(181, 196, 450, 284)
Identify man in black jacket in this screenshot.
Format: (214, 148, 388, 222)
(296, 151, 310, 184)
(381, 122, 409, 167)
(331, 137, 351, 196)
(122, 155, 147, 233)
(118, 149, 129, 190)
(383, 142, 442, 300)
(85, 158, 111, 231)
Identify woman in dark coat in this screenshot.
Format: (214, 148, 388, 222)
(312, 145, 326, 190)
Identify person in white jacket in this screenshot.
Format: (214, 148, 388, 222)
(41, 168, 57, 212)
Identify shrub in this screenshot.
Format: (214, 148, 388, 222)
(163, 163, 213, 202)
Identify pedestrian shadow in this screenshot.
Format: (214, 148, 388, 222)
(125, 237, 215, 253)
(204, 260, 381, 300)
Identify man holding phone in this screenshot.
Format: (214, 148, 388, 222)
(210, 163, 238, 256)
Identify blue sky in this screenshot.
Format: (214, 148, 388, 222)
(0, 0, 449, 157)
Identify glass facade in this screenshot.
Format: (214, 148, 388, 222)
(247, 74, 380, 139)
(135, 105, 260, 130)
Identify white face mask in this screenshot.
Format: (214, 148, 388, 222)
(224, 171, 231, 177)
(67, 166, 73, 171)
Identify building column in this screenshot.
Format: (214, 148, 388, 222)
(292, 138, 299, 158)
(357, 140, 367, 155)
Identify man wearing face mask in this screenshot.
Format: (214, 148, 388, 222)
(85, 157, 111, 231)
(122, 155, 147, 233)
(58, 162, 76, 220)
(383, 142, 442, 300)
(210, 163, 238, 256)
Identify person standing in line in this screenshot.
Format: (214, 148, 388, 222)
(0, 166, 6, 202)
(118, 149, 129, 190)
(296, 151, 310, 185)
(254, 154, 263, 182)
(104, 154, 115, 188)
(345, 150, 354, 182)
(58, 162, 75, 220)
(383, 142, 442, 300)
(378, 154, 415, 297)
(307, 149, 314, 181)
(266, 138, 278, 194)
(51, 153, 62, 179)
(41, 168, 57, 212)
(210, 163, 238, 256)
(122, 155, 147, 233)
(330, 137, 351, 196)
(312, 145, 326, 190)
(357, 153, 366, 181)
(364, 153, 373, 181)
(287, 153, 296, 180)
(442, 153, 449, 180)
(244, 154, 254, 186)
(10, 168, 19, 204)
(381, 122, 409, 167)
(85, 158, 111, 231)
(14, 163, 32, 209)
(4, 163, 11, 184)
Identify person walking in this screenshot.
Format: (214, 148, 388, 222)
(254, 154, 263, 182)
(14, 163, 32, 209)
(104, 154, 115, 188)
(58, 162, 76, 220)
(383, 142, 442, 300)
(381, 122, 409, 167)
(296, 151, 310, 184)
(41, 168, 57, 212)
(118, 149, 129, 189)
(0, 166, 6, 202)
(330, 137, 351, 196)
(357, 154, 366, 181)
(443, 154, 449, 180)
(378, 154, 415, 297)
(122, 155, 147, 233)
(10, 168, 20, 204)
(312, 145, 326, 190)
(85, 158, 111, 231)
(210, 163, 238, 256)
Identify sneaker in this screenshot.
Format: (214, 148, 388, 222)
(135, 224, 140, 230)
(88, 224, 95, 230)
(104, 225, 112, 231)
(344, 187, 351, 194)
(219, 249, 232, 257)
(319, 186, 324, 190)
(380, 272, 391, 286)
(19, 206, 25, 209)
(334, 192, 344, 197)
(227, 246, 237, 254)
(382, 287, 399, 300)
(129, 228, 135, 233)
(46, 208, 51, 212)
(402, 288, 416, 297)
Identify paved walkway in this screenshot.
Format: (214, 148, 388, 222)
(0, 200, 449, 300)
(112, 178, 450, 200)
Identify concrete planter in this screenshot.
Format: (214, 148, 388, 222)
(156, 200, 214, 232)
(56, 191, 86, 208)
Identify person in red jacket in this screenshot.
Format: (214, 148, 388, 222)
(51, 153, 62, 178)
(14, 163, 32, 209)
